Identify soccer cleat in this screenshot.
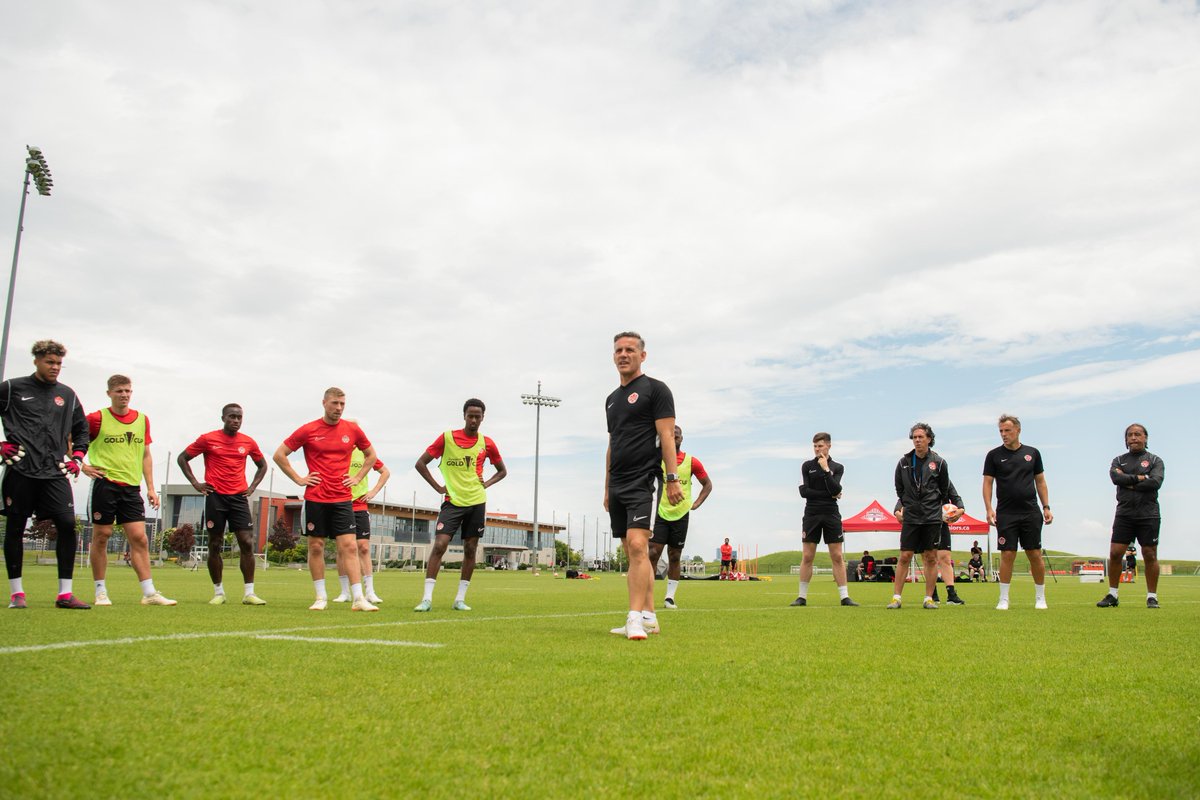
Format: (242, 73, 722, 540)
(923, 597, 938, 609)
(209, 594, 227, 605)
(663, 597, 677, 609)
(332, 594, 351, 603)
(451, 600, 471, 611)
(141, 592, 177, 606)
(996, 599, 1010, 611)
(641, 617, 660, 634)
(9, 593, 27, 609)
(946, 594, 965, 606)
(1146, 597, 1160, 608)
(886, 598, 902, 609)
(1035, 598, 1048, 610)
(625, 619, 647, 641)
(351, 597, 379, 612)
(55, 594, 91, 610)
(242, 594, 267, 605)
(366, 593, 384, 604)
(610, 623, 628, 635)
(790, 596, 807, 607)
(413, 599, 432, 612)
(840, 597, 860, 607)
(309, 598, 328, 611)
(93, 591, 112, 607)
(1096, 594, 1118, 608)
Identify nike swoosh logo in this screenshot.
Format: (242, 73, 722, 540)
(19, 396, 33, 401)
(1000, 458, 1008, 462)
(633, 515, 648, 522)
(607, 404, 614, 409)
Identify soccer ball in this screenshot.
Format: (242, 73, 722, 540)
(941, 503, 959, 522)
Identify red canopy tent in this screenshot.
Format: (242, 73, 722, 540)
(948, 513, 988, 535)
(842, 500, 901, 532)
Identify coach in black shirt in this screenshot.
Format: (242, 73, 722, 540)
(1098, 423, 1165, 609)
(888, 422, 950, 609)
(605, 331, 680, 640)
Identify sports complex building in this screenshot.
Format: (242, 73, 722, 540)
(159, 483, 561, 567)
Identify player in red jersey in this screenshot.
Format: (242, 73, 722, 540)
(273, 387, 379, 611)
(178, 403, 268, 605)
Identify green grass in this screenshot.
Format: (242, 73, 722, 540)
(2, 565, 1198, 798)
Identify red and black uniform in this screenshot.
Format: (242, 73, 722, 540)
(283, 419, 371, 538)
(185, 430, 264, 535)
(0, 374, 89, 582)
(605, 374, 674, 539)
(1110, 449, 1164, 547)
(720, 542, 733, 569)
(894, 449, 950, 553)
(86, 409, 151, 525)
(800, 457, 844, 544)
(982, 443, 1045, 551)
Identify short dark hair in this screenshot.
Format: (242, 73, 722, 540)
(222, 403, 242, 416)
(613, 331, 645, 350)
(1125, 423, 1148, 438)
(813, 432, 831, 444)
(107, 374, 132, 390)
(909, 422, 935, 446)
(32, 340, 66, 358)
(463, 398, 486, 414)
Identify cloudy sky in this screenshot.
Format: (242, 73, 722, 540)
(3, 1, 1197, 562)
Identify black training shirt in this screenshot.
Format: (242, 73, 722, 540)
(606, 374, 674, 484)
(1110, 449, 1163, 519)
(982, 444, 1044, 517)
(0, 374, 90, 479)
(799, 457, 843, 515)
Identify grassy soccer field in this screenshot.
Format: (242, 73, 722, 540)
(1, 565, 1198, 798)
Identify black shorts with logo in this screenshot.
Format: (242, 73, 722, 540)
(304, 500, 355, 538)
(1111, 516, 1160, 548)
(802, 514, 844, 545)
(204, 493, 252, 536)
(900, 522, 940, 554)
(651, 514, 689, 549)
(996, 514, 1043, 551)
(90, 479, 145, 525)
(354, 510, 371, 540)
(1, 470, 75, 520)
(935, 523, 952, 551)
(608, 474, 656, 539)
(435, 501, 486, 540)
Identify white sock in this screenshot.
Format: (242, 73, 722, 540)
(423, 578, 436, 603)
(139, 579, 156, 597)
(94, 579, 106, 594)
(338, 575, 351, 595)
(244, 582, 254, 597)
(1147, 591, 1157, 600)
(9, 577, 23, 595)
(838, 584, 850, 600)
(59, 578, 72, 596)
(892, 593, 902, 603)
(313, 578, 327, 600)
(351, 583, 364, 601)
(364, 575, 375, 594)
(798, 580, 810, 599)
(1109, 586, 1120, 598)
(999, 583, 1011, 602)
(665, 579, 678, 600)
(1035, 583, 1046, 602)
(455, 580, 470, 603)
(213, 582, 225, 596)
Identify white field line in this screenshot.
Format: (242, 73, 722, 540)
(253, 635, 442, 648)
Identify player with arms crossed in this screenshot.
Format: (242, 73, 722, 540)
(413, 398, 506, 612)
(85, 375, 174, 606)
(981, 414, 1053, 611)
(177, 403, 268, 605)
(650, 424, 712, 610)
(606, 332, 681, 640)
(273, 387, 379, 611)
(1098, 424, 1164, 609)
(1, 340, 90, 609)
(791, 432, 858, 607)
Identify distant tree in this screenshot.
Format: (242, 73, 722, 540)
(691, 555, 704, 564)
(554, 539, 582, 567)
(165, 524, 195, 555)
(32, 517, 57, 543)
(268, 518, 297, 553)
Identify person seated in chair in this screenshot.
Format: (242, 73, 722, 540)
(856, 550, 877, 581)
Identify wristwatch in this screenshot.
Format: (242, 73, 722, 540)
(665, 473, 679, 483)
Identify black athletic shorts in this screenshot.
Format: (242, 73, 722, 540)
(651, 514, 689, 549)
(608, 475, 656, 539)
(935, 523, 952, 551)
(90, 479, 145, 525)
(900, 522, 940, 554)
(204, 493, 252, 536)
(802, 514, 844, 545)
(304, 500, 355, 538)
(354, 510, 371, 540)
(996, 514, 1043, 551)
(1111, 516, 1160, 548)
(1, 470, 75, 520)
(721, 559, 733, 568)
(435, 501, 485, 540)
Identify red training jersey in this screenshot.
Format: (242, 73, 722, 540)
(283, 418, 371, 503)
(87, 408, 152, 444)
(426, 429, 502, 503)
(674, 450, 708, 480)
(184, 430, 264, 495)
(351, 460, 386, 512)
(720, 543, 732, 560)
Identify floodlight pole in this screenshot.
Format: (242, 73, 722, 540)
(520, 381, 561, 571)
(3, 146, 53, 380)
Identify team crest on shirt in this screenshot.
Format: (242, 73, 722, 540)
(238, 447, 246, 454)
(1024, 454, 1033, 462)
(54, 396, 65, 406)
(341, 435, 350, 444)
(627, 393, 639, 403)
(1141, 460, 1149, 468)
(928, 462, 938, 471)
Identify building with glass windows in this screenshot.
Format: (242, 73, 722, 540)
(159, 484, 562, 566)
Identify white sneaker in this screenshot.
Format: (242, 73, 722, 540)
(141, 592, 177, 606)
(663, 597, 677, 609)
(94, 591, 112, 607)
(996, 599, 1009, 611)
(331, 594, 351, 603)
(642, 616, 660, 634)
(366, 593, 383, 604)
(351, 597, 379, 612)
(625, 618, 647, 640)
(309, 598, 328, 611)
(1035, 598, 1048, 610)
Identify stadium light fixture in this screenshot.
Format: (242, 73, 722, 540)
(520, 381, 561, 569)
(2, 146, 55, 378)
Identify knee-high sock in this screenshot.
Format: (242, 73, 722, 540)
(4, 514, 30, 580)
(53, 515, 77, 580)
